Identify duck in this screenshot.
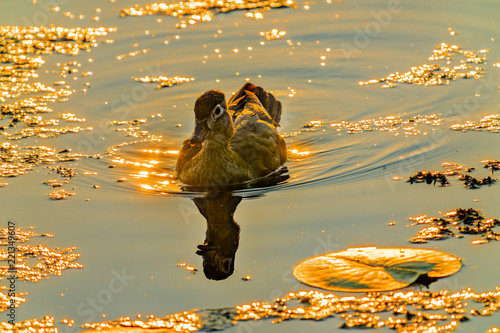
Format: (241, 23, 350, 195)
(176, 82, 287, 187)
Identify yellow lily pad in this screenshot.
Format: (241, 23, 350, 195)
(293, 247, 462, 292)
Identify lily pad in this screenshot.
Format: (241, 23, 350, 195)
(293, 247, 461, 292)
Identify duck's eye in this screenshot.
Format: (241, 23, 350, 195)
(213, 104, 223, 117)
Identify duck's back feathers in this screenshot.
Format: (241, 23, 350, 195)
(228, 83, 287, 176)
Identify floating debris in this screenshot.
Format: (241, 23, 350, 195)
(133, 75, 194, 89)
(406, 161, 497, 189)
(483, 159, 500, 173)
(458, 174, 496, 189)
(242, 275, 252, 281)
(408, 208, 500, 244)
(406, 171, 450, 186)
(450, 114, 500, 133)
(360, 43, 486, 88)
(120, 0, 296, 29)
(116, 48, 150, 60)
(81, 287, 500, 332)
(48, 165, 77, 178)
(260, 28, 287, 40)
(48, 188, 75, 200)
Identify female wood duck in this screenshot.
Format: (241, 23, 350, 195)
(176, 83, 287, 187)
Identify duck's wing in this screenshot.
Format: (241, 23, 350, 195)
(176, 138, 201, 179)
(231, 113, 287, 177)
(228, 83, 282, 127)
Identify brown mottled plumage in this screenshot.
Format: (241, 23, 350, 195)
(176, 83, 287, 187)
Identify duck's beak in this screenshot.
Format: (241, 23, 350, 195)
(189, 122, 207, 147)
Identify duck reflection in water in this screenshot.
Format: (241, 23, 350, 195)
(190, 169, 289, 281)
(194, 193, 242, 280)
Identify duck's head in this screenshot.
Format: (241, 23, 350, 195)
(189, 90, 233, 147)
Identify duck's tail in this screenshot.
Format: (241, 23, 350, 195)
(228, 83, 283, 127)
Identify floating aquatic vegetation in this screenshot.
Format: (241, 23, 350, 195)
(406, 171, 450, 186)
(283, 115, 442, 138)
(406, 161, 497, 189)
(260, 28, 286, 40)
(458, 174, 496, 188)
(133, 75, 194, 89)
(48, 165, 77, 178)
(408, 208, 500, 244)
(0, 226, 81, 282)
(483, 159, 500, 173)
(81, 287, 500, 333)
(116, 48, 150, 60)
(120, 0, 296, 29)
(360, 43, 486, 88)
(450, 114, 500, 133)
(293, 247, 461, 292)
